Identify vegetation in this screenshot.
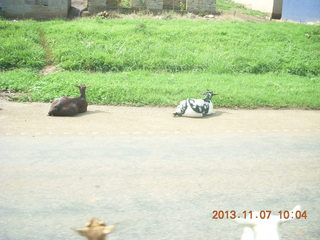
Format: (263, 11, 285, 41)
(119, 0, 131, 8)
(2, 19, 319, 76)
(0, 16, 319, 108)
(0, 20, 46, 70)
(1, 69, 319, 108)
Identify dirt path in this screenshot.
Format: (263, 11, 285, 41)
(1, 100, 320, 240)
(1, 100, 319, 136)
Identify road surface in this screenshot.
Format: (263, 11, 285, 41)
(0, 100, 319, 240)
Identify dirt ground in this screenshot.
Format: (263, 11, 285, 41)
(1, 100, 320, 240)
(1, 100, 319, 136)
(82, 8, 270, 23)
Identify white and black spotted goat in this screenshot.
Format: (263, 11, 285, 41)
(173, 90, 217, 117)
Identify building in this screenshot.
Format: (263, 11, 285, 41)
(89, 0, 216, 14)
(233, 0, 320, 21)
(130, 0, 215, 12)
(88, 0, 119, 13)
(233, 0, 282, 19)
(282, 0, 320, 22)
(1, 0, 71, 19)
(0, 0, 216, 19)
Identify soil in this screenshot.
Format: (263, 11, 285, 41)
(1, 100, 319, 136)
(40, 65, 60, 76)
(90, 9, 269, 22)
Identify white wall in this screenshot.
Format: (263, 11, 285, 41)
(233, 0, 274, 14)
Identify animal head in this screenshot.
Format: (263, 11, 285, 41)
(75, 84, 87, 89)
(203, 90, 217, 100)
(236, 205, 301, 240)
(73, 218, 115, 240)
(85, 218, 106, 227)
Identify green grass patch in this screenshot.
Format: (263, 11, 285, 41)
(38, 19, 320, 76)
(0, 18, 319, 108)
(1, 19, 319, 76)
(0, 19, 46, 70)
(1, 69, 319, 108)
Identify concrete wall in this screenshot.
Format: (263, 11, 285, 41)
(131, 0, 164, 10)
(163, 0, 186, 10)
(233, 0, 283, 18)
(187, 0, 215, 13)
(88, 0, 106, 13)
(282, 0, 320, 22)
(144, 0, 163, 10)
(132, 0, 215, 12)
(2, 0, 70, 19)
(88, 0, 121, 13)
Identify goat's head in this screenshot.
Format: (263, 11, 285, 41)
(203, 90, 217, 100)
(75, 84, 87, 90)
(48, 107, 58, 116)
(73, 218, 115, 240)
(85, 218, 106, 227)
(236, 205, 301, 240)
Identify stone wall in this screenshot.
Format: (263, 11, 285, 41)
(163, 0, 186, 10)
(1, 0, 215, 18)
(2, 0, 70, 19)
(132, 0, 214, 12)
(88, 0, 121, 13)
(88, 0, 105, 13)
(187, 0, 215, 13)
(131, 0, 163, 10)
(107, 0, 119, 7)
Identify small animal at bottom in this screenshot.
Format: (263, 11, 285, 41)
(73, 218, 115, 240)
(236, 205, 301, 240)
(48, 84, 88, 116)
(173, 90, 217, 117)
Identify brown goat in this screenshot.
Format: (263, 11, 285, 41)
(48, 84, 88, 116)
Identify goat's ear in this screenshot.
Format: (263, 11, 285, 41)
(74, 85, 80, 88)
(292, 205, 301, 212)
(103, 225, 116, 234)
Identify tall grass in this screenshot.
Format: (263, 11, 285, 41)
(1, 69, 319, 108)
(0, 18, 319, 108)
(40, 19, 320, 76)
(1, 19, 319, 76)
(0, 19, 46, 70)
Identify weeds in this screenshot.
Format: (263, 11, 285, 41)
(0, 19, 46, 70)
(41, 19, 320, 76)
(0, 17, 319, 108)
(1, 69, 319, 108)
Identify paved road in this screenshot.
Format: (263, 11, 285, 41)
(0, 101, 320, 240)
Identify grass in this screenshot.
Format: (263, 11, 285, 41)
(0, 19, 46, 70)
(36, 19, 320, 76)
(0, 17, 319, 108)
(1, 69, 319, 108)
